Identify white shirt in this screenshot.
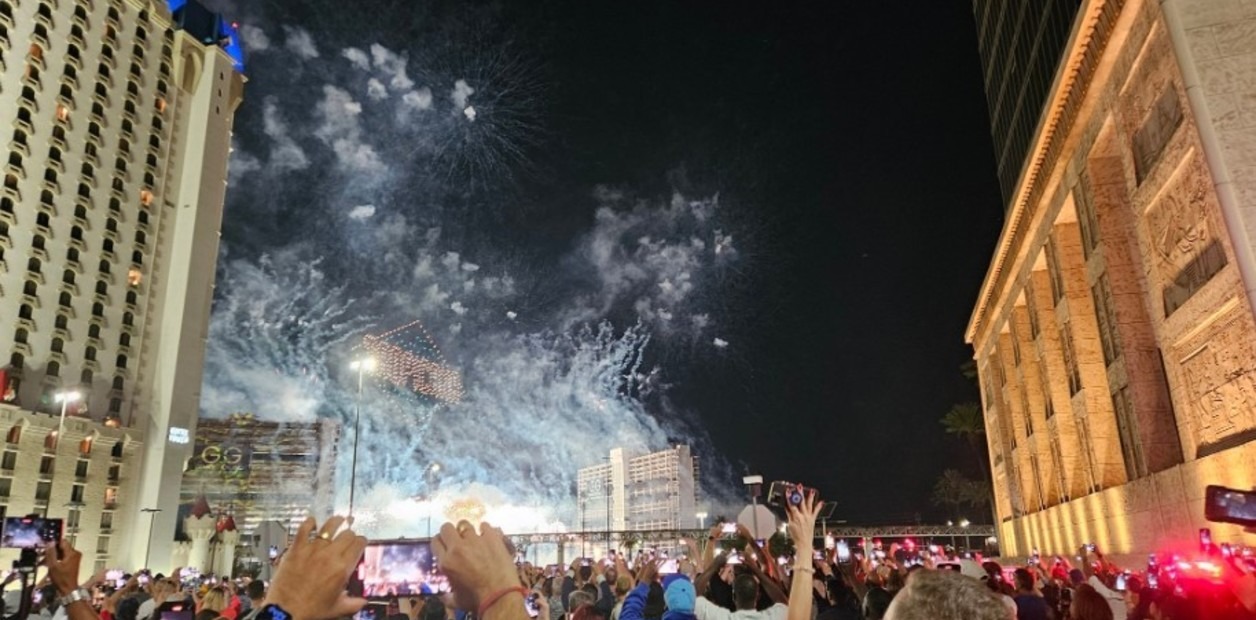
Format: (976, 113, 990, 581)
(694, 598, 788, 620)
(998, 594, 1016, 620)
(1087, 576, 1127, 620)
(138, 598, 159, 620)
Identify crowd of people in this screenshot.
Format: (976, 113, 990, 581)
(3, 499, 1255, 620)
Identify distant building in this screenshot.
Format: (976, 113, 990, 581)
(967, 0, 1256, 557)
(577, 446, 698, 531)
(178, 413, 339, 540)
(0, 0, 246, 573)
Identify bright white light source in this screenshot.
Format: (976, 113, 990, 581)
(169, 427, 190, 444)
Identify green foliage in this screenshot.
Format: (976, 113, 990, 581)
(940, 402, 985, 438)
(931, 469, 990, 518)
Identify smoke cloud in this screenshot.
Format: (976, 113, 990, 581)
(203, 6, 747, 534)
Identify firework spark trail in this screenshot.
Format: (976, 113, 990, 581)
(203, 4, 748, 533)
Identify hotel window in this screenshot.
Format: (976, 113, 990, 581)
(157, 80, 167, 95)
(134, 231, 146, 246)
(9, 353, 23, 369)
(119, 139, 130, 155)
(0, 452, 13, 470)
(14, 329, 28, 345)
(46, 361, 60, 377)
(80, 369, 92, 384)
(35, 482, 51, 501)
(115, 158, 126, 174)
(126, 81, 139, 99)
(88, 324, 100, 339)
(70, 226, 83, 241)
(121, 119, 133, 136)
(129, 63, 140, 78)
(18, 304, 31, 320)
(23, 281, 36, 296)
(59, 292, 71, 307)
(13, 130, 28, 148)
(51, 338, 63, 353)
(135, 26, 147, 41)
(17, 107, 32, 124)
(105, 218, 117, 233)
(36, 3, 52, 19)
(26, 257, 41, 273)
(98, 63, 110, 81)
(111, 376, 123, 390)
(59, 84, 73, 100)
(67, 247, 79, 263)
(94, 281, 107, 296)
(1026, 285, 1041, 338)
(64, 64, 77, 82)
(54, 315, 67, 330)
(124, 100, 136, 116)
(131, 250, 142, 266)
(40, 190, 53, 206)
(91, 302, 103, 317)
(85, 346, 97, 362)
(109, 197, 121, 212)
(88, 122, 100, 139)
(98, 260, 109, 274)
(70, 484, 84, 502)
(0, 478, 9, 498)
(118, 333, 129, 349)
(124, 291, 136, 306)
(116, 354, 126, 369)
(122, 312, 132, 326)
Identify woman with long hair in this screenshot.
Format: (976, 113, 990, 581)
(1071, 584, 1115, 620)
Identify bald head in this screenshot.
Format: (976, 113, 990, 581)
(885, 569, 1008, 620)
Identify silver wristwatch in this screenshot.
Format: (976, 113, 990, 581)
(56, 588, 92, 608)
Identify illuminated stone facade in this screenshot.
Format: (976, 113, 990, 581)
(967, 0, 1256, 558)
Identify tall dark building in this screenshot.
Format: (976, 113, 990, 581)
(971, 1, 1083, 206)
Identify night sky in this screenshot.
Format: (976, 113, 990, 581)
(208, 0, 1007, 526)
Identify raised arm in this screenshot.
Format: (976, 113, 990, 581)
(785, 493, 822, 620)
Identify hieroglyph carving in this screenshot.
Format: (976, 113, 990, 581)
(1146, 161, 1226, 316)
(1178, 315, 1256, 456)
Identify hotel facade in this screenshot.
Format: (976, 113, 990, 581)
(968, 0, 1256, 557)
(0, 0, 243, 573)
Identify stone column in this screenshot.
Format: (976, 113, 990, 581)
(217, 529, 241, 578)
(170, 542, 191, 571)
(185, 515, 216, 573)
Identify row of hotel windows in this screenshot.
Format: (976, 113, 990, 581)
(0, 0, 174, 51)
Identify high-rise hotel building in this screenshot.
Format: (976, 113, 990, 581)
(577, 446, 699, 533)
(0, 0, 243, 574)
(968, 0, 1256, 557)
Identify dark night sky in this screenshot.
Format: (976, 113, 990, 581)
(213, 0, 1007, 524)
(522, 0, 1008, 523)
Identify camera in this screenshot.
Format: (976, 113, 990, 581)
(1, 517, 63, 549)
(767, 481, 815, 508)
(524, 593, 540, 619)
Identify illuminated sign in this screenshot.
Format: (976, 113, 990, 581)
(169, 427, 190, 444)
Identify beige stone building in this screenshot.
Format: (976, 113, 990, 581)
(967, 0, 1256, 558)
(1, 0, 244, 574)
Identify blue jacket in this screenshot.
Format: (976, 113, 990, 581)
(620, 585, 696, 620)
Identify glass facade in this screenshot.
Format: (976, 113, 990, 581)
(972, 0, 1083, 207)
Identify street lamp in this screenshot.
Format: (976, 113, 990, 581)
(141, 508, 163, 569)
(696, 512, 708, 529)
(53, 390, 82, 446)
(347, 358, 375, 517)
(424, 463, 441, 537)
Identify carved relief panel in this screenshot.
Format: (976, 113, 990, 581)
(1175, 310, 1256, 458)
(1143, 157, 1227, 317)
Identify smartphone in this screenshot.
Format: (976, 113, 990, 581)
(1206, 485, 1256, 527)
(139, 574, 151, 585)
(659, 560, 679, 575)
(581, 558, 591, 567)
(158, 601, 195, 620)
(1084, 543, 1096, 552)
(1, 517, 63, 549)
(524, 594, 540, 619)
(1148, 554, 1158, 570)
(726, 552, 742, 566)
(268, 545, 279, 560)
(824, 535, 835, 550)
(1148, 574, 1159, 589)
(1115, 574, 1127, 591)
(721, 523, 737, 536)
(836, 541, 851, 564)
(1199, 528, 1213, 553)
(812, 551, 824, 561)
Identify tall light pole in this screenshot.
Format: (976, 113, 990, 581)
(47, 391, 81, 517)
(347, 358, 375, 517)
(424, 463, 441, 537)
(141, 508, 162, 569)
(53, 390, 81, 447)
(696, 512, 708, 529)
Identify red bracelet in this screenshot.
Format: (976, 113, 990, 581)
(478, 586, 529, 618)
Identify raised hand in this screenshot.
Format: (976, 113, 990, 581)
(264, 516, 369, 620)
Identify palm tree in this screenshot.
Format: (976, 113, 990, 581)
(940, 402, 995, 524)
(931, 469, 971, 520)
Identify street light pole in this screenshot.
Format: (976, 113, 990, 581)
(141, 508, 163, 569)
(348, 358, 375, 517)
(48, 390, 81, 517)
(424, 463, 441, 538)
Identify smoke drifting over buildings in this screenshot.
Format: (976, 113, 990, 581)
(201, 3, 747, 534)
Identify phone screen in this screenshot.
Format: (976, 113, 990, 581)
(836, 541, 851, 563)
(158, 602, 194, 620)
(1, 517, 63, 549)
(1115, 574, 1127, 591)
(525, 594, 540, 618)
(1205, 486, 1256, 526)
(721, 524, 736, 536)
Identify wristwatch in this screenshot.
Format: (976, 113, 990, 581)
(254, 603, 294, 620)
(57, 588, 92, 608)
